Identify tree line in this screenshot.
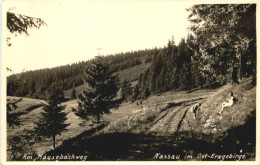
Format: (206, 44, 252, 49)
(121, 4, 256, 101)
(9, 5, 256, 101)
(121, 38, 202, 101)
(6, 4, 257, 101)
(7, 48, 156, 99)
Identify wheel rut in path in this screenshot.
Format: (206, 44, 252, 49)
(148, 98, 205, 136)
(148, 106, 183, 135)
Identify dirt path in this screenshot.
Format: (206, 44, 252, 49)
(130, 96, 205, 136)
(149, 106, 183, 135)
(43, 91, 217, 160)
(41, 80, 257, 160)
(85, 96, 208, 160)
(124, 97, 207, 160)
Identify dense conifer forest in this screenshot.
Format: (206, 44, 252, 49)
(7, 49, 156, 99)
(7, 4, 256, 103)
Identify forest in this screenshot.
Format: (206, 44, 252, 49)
(7, 49, 155, 99)
(7, 4, 256, 102)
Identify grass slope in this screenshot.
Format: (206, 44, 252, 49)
(7, 96, 46, 113)
(64, 63, 151, 98)
(7, 78, 255, 161)
(7, 98, 137, 159)
(197, 77, 256, 134)
(47, 78, 255, 161)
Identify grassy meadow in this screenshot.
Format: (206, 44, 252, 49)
(7, 78, 255, 160)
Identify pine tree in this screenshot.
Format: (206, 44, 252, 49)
(140, 68, 150, 97)
(6, 11, 46, 127)
(7, 98, 23, 128)
(7, 12, 46, 46)
(70, 83, 77, 100)
(172, 68, 180, 90)
(179, 62, 192, 90)
(34, 88, 69, 149)
(121, 80, 132, 102)
(131, 84, 140, 102)
(7, 74, 22, 96)
(73, 57, 119, 123)
(70, 88, 77, 100)
(149, 53, 163, 93)
(143, 87, 151, 98)
(156, 67, 166, 92)
(6, 68, 24, 128)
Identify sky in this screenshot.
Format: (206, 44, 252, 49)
(2, 0, 194, 74)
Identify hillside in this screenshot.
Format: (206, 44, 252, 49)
(7, 48, 158, 99)
(64, 63, 151, 98)
(42, 78, 255, 160)
(7, 97, 139, 160)
(7, 96, 46, 112)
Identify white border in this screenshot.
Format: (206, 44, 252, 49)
(1, 0, 259, 165)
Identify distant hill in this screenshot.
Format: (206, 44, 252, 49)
(7, 34, 256, 103)
(64, 63, 151, 98)
(7, 48, 161, 99)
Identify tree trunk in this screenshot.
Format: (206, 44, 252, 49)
(240, 53, 246, 79)
(97, 114, 100, 123)
(53, 135, 56, 149)
(232, 66, 239, 85)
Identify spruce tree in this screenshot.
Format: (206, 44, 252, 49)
(131, 84, 140, 102)
(70, 88, 77, 99)
(7, 12, 46, 46)
(143, 87, 151, 98)
(6, 68, 24, 128)
(156, 67, 166, 92)
(140, 68, 150, 96)
(34, 88, 69, 149)
(7, 98, 23, 128)
(70, 83, 77, 100)
(121, 80, 132, 102)
(6, 11, 46, 129)
(73, 57, 119, 123)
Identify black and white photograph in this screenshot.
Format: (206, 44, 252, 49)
(1, 0, 258, 163)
